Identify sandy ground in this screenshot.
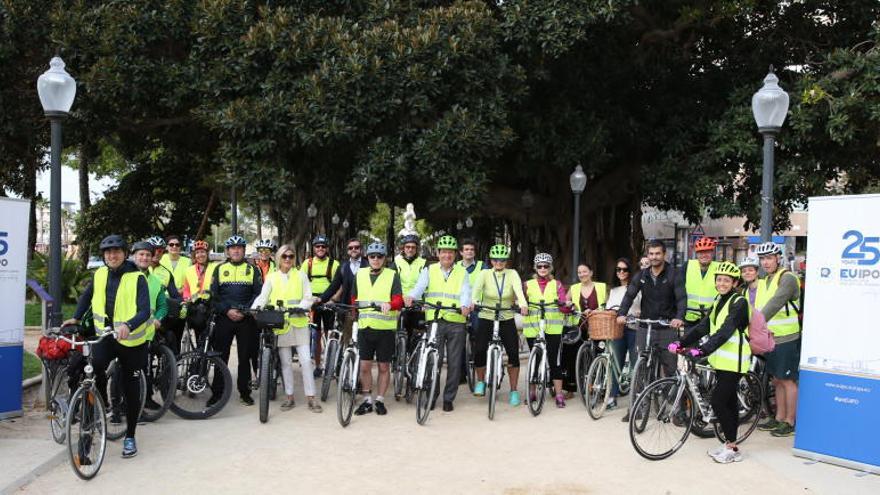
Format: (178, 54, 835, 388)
(7, 336, 880, 495)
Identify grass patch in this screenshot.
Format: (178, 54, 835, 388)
(23, 351, 42, 381)
(24, 302, 77, 327)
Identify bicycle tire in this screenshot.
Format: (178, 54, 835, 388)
(337, 352, 356, 427)
(105, 362, 146, 441)
(465, 335, 476, 393)
(140, 344, 177, 423)
(393, 333, 406, 401)
(586, 355, 611, 420)
(526, 345, 545, 417)
(48, 364, 70, 444)
(713, 371, 762, 445)
(487, 347, 500, 420)
(406, 341, 423, 404)
(574, 342, 592, 407)
(66, 387, 107, 480)
(271, 354, 282, 401)
(629, 377, 695, 461)
(416, 351, 438, 425)
(618, 359, 632, 396)
(170, 352, 232, 420)
(321, 339, 339, 402)
(259, 346, 272, 423)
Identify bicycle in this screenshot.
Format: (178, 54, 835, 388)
(572, 318, 595, 408)
(473, 303, 519, 420)
(104, 358, 146, 442)
(330, 302, 380, 427)
(41, 340, 72, 444)
(628, 348, 763, 460)
(179, 299, 211, 356)
(318, 305, 344, 402)
(169, 313, 234, 419)
(465, 321, 476, 393)
(623, 317, 671, 421)
(409, 301, 461, 425)
(524, 300, 565, 417)
(583, 315, 633, 420)
(393, 308, 423, 403)
(139, 332, 177, 423)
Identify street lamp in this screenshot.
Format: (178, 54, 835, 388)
(751, 66, 790, 243)
(37, 56, 76, 327)
(569, 165, 587, 283)
(331, 213, 340, 251)
(465, 216, 473, 229)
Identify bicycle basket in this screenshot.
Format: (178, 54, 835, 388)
(587, 310, 624, 340)
(254, 310, 285, 329)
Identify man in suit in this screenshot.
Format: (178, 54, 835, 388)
(317, 237, 368, 305)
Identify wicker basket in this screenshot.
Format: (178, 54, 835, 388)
(587, 310, 624, 340)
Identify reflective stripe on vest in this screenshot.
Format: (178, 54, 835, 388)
(395, 255, 426, 294)
(217, 261, 255, 285)
(523, 279, 564, 337)
(707, 294, 751, 373)
(356, 269, 399, 330)
(91, 267, 148, 347)
(185, 262, 216, 301)
(755, 269, 801, 337)
(268, 270, 309, 333)
(424, 263, 466, 323)
(685, 259, 719, 322)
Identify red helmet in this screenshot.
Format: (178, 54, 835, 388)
(193, 240, 210, 252)
(693, 236, 717, 252)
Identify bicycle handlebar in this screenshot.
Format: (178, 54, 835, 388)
(49, 327, 118, 347)
(472, 303, 520, 313)
(321, 302, 381, 312)
(626, 317, 671, 327)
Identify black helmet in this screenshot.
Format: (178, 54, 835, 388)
(99, 234, 127, 252)
(312, 235, 329, 246)
(130, 241, 155, 254)
(400, 234, 420, 245)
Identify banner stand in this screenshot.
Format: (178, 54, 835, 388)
(0, 197, 31, 419)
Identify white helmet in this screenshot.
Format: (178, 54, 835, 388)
(755, 242, 781, 257)
(739, 257, 759, 269)
(533, 253, 553, 266)
(255, 239, 277, 251)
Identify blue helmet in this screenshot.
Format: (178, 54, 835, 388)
(225, 235, 247, 248)
(99, 234, 127, 252)
(365, 242, 387, 256)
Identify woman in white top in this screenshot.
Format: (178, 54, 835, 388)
(251, 244, 322, 412)
(606, 257, 641, 407)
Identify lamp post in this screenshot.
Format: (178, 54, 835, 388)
(569, 165, 587, 283)
(751, 66, 790, 243)
(521, 190, 534, 263)
(331, 213, 340, 252)
(37, 56, 76, 327)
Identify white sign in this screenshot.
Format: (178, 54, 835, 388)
(801, 194, 880, 376)
(0, 197, 30, 345)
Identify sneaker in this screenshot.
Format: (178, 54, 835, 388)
(606, 399, 618, 410)
(555, 394, 566, 408)
(712, 446, 743, 464)
(280, 398, 295, 411)
(313, 368, 324, 379)
(308, 399, 323, 413)
(443, 401, 454, 412)
(758, 418, 781, 431)
(375, 401, 387, 415)
(621, 411, 630, 422)
(707, 443, 727, 458)
(473, 381, 486, 397)
(509, 391, 521, 406)
(122, 437, 138, 459)
(240, 395, 255, 406)
(771, 422, 795, 437)
(354, 401, 373, 416)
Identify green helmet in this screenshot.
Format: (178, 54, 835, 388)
(489, 244, 510, 260)
(436, 235, 458, 250)
(715, 261, 741, 279)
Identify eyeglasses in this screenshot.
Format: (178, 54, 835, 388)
(490, 258, 506, 263)
(536, 264, 550, 269)
(368, 254, 385, 260)
(615, 267, 629, 272)
(347, 245, 361, 251)
(167, 242, 180, 247)
(258, 248, 272, 254)
(314, 245, 327, 249)
(281, 254, 295, 260)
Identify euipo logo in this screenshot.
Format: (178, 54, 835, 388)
(838, 230, 880, 285)
(0, 231, 9, 266)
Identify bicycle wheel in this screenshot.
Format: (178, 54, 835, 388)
(66, 387, 107, 480)
(259, 346, 272, 423)
(714, 372, 763, 445)
(586, 355, 612, 420)
(170, 351, 232, 419)
(406, 341, 423, 404)
(526, 345, 546, 417)
(465, 335, 476, 393)
(575, 342, 592, 407)
(270, 353, 282, 402)
(760, 367, 777, 419)
(629, 377, 695, 461)
(105, 362, 146, 441)
(416, 350, 438, 425)
(47, 364, 70, 444)
(618, 360, 632, 396)
(321, 339, 339, 402)
(487, 347, 500, 420)
(140, 344, 177, 423)
(393, 333, 407, 401)
(337, 352, 357, 427)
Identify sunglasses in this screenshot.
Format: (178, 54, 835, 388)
(347, 245, 361, 250)
(281, 254, 295, 260)
(490, 258, 507, 263)
(536, 264, 550, 269)
(314, 244, 327, 249)
(615, 267, 629, 272)
(368, 254, 385, 260)
(258, 248, 272, 253)
(167, 242, 180, 247)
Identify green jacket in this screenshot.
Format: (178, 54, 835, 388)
(146, 272, 168, 340)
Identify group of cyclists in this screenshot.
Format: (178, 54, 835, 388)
(58, 228, 802, 466)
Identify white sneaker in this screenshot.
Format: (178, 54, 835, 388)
(707, 443, 726, 458)
(712, 446, 743, 464)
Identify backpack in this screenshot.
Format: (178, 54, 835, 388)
(747, 308, 775, 355)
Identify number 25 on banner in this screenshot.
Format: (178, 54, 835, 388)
(842, 230, 880, 266)
(0, 231, 8, 256)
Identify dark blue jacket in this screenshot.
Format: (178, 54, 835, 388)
(210, 260, 263, 315)
(74, 260, 151, 330)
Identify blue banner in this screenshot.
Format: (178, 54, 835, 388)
(0, 345, 23, 418)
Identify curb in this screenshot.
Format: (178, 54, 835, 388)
(22, 375, 42, 390)
(1, 449, 66, 495)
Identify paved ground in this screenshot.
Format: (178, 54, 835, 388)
(4, 341, 879, 494)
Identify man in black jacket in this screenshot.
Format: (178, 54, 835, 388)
(317, 238, 368, 306)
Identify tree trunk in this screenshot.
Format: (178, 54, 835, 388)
(255, 202, 262, 240)
(77, 141, 97, 264)
(195, 190, 217, 240)
(25, 158, 38, 264)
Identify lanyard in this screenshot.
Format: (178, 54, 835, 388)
(492, 271, 506, 299)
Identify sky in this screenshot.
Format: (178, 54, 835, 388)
(8, 165, 117, 208)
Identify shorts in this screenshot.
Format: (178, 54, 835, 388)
(358, 329, 395, 363)
(766, 338, 800, 381)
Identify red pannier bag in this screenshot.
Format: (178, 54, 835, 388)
(35, 335, 72, 360)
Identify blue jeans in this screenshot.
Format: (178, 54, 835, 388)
(610, 328, 638, 397)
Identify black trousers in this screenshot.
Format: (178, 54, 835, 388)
(212, 315, 259, 397)
(526, 333, 564, 380)
(161, 317, 185, 356)
(712, 370, 742, 443)
(473, 319, 520, 368)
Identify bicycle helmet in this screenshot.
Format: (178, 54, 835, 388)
(225, 235, 247, 248)
(146, 235, 166, 248)
(130, 240, 155, 254)
(738, 257, 759, 269)
(755, 242, 781, 257)
(99, 234, 127, 252)
(715, 261, 741, 279)
(533, 252, 553, 266)
(311, 235, 329, 246)
(400, 234, 420, 246)
(255, 239, 277, 251)
(436, 235, 458, 250)
(365, 242, 387, 256)
(489, 244, 510, 260)
(192, 240, 210, 252)
(693, 236, 717, 252)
